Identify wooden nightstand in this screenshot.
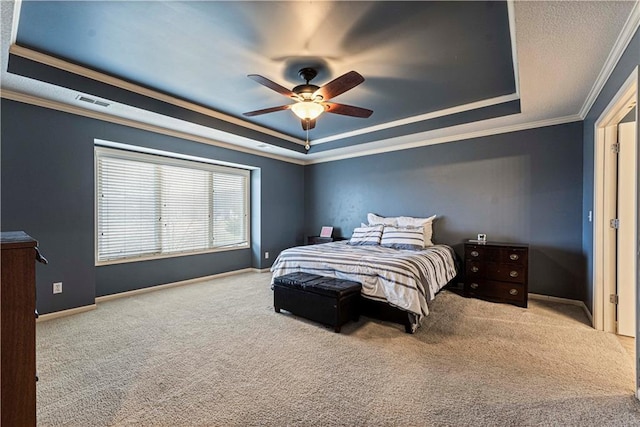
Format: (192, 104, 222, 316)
(464, 241, 529, 308)
(306, 236, 334, 245)
(306, 236, 346, 245)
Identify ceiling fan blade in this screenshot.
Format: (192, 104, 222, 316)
(248, 74, 296, 98)
(301, 119, 316, 131)
(243, 105, 291, 117)
(323, 102, 373, 118)
(314, 71, 365, 101)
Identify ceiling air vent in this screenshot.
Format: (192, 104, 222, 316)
(76, 95, 110, 107)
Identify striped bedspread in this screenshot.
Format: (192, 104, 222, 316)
(270, 241, 458, 321)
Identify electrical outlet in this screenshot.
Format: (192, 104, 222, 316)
(265, 252, 269, 259)
(53, 282, 62, 294)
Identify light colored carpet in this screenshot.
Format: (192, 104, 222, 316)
(36, 272, 640, 426)
(618, 335, 636, 361)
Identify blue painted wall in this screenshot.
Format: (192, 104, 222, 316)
(1, 99, 304, 314)
(305, 122, 585, 300)
(582, 27, 640, 311)
(3, 28, 636, 315)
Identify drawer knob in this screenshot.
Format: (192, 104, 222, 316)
(509, 288, 519, 296)
(470, 282, 479, 289)
(509, 254, 519, 261)
(471, 266, 479, 273)
(470, 250, 479, 257)
(509, 271, 519, 278)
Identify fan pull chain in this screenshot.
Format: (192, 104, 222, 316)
(305, 120, 310, 150)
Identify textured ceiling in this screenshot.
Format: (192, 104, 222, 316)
(1, 1, 638, 163)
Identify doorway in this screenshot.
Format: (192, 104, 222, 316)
(592, 66, 638, 397)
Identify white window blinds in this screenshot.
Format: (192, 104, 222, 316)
(95, 146, 249, 263)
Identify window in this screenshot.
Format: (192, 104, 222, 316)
(95, 146, 249, 264)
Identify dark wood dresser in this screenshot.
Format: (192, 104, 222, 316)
(1, 231, 43, 427)
(464, 241, 529, 308)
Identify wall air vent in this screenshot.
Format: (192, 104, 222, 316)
(75, 95, 110, 107)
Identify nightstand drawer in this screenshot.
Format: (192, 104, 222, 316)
(465, 245, 486, 260)
(486, 262, 526, 284)
(496, 247, 527, 266)
(465, 280, 526, 306)
(466, 245, 527, 263)
(466, 256, 526, 283)
(465, 260, 484, 278)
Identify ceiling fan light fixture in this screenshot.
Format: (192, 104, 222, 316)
(291, 101, 324, 120)
(244, 69, 371, 130)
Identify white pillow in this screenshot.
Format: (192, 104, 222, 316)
(381, 226, 425, 250)
(396, 215, 437, 246)
(367, 213, 398, 226)
(348, 224, 384, 246)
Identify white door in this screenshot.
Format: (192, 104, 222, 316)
(617, 121, 637, 338)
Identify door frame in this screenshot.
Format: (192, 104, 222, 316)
(592, 66, 638, 395)
(616, 120, 638, 337)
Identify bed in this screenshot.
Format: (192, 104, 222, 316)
(270, 239, 458, 332)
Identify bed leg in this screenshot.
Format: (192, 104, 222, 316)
(405, 314, 418, 334)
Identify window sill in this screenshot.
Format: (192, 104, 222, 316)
(95, 244, 249, 266)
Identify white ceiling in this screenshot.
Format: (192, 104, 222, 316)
(1, 1, 638, 164)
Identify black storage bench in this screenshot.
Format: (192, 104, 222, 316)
(273, 272, 362, 333)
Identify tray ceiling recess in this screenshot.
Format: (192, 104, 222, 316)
(3, 0, 636, 161)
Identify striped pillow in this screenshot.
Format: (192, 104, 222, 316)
(397, 215, 436, 246)
(348, 224, 384, 246)
(381, 226, 425, 250)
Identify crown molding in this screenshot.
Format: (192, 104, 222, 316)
(10, 0, 21, 44)
(311, 93, 520, 146)
(0, 89, 305, 165)
(8, 44, 304, 146)
(507, 0, 520, 98)
(579, 0, 640, 119)
(9, 44, 522, 151)
(305, 114, 582, 165)
(2, 87, 583, 167)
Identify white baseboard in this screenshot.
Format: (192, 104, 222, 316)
(39, 268, 266, 322)
(46, 273, 598, 329)
(528, 293, 593, 326)
(37, 304, 97, 322)
(95, 267, 256, 303)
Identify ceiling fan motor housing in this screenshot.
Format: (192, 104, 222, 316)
(298, 67, 318, 82)
(293, 68, 321, 100)
(292, 84, 320, 99)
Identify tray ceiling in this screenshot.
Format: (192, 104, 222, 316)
(1, 1, 637, 162)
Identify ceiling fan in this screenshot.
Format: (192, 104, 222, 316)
(243, 67, 373, 132)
